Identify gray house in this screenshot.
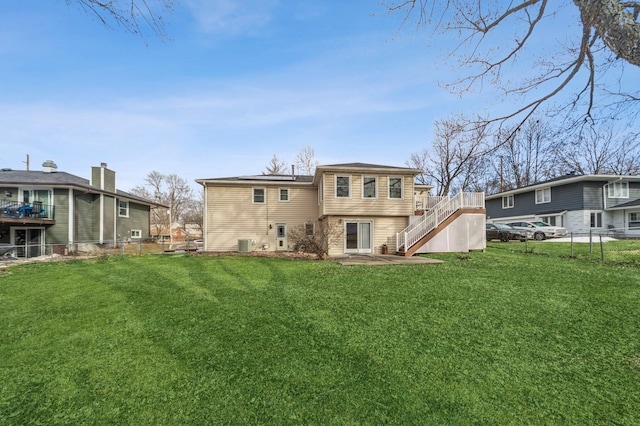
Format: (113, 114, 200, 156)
(0, 161, 163, 257)
(485, 173, 640, 235)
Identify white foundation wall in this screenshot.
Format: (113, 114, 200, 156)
(414, 213, 486, 253)
(564, 210, 627, 234)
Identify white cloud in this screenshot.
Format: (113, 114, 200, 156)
(183, 0, 279, 35)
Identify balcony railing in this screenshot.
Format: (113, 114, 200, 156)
(0, 200, 53, 220)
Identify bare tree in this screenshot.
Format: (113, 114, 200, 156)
(553, 125, 640, 175)
(181, 190, 204, 238)
(385, 1, 640, 134)
(130, 171, 195, 239)
(492, 119, 557, 191)
(287, 219, 341, 260)
(407, 115, 490, 196)
(65, 0, 173, 38)
(263, 155, 287, 175)
(295, 146, 319, 175)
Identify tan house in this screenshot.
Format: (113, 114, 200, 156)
(196, 163, 486, 256)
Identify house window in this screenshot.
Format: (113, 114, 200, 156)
(590, 212, 603, 228)
(535, 188, 551, 204)
(118, 200, 129, 217)
(304, 222, 315, 236)
(130, 229, 142, 239)
(629, 212, 640, 229)
(540, 215, 561, 226)
(389, 177, 403, 199)
(608, 182, 629, 198)
(363, 176, 377, 198)
(502, 195, 514, 209)
(336, 176, 350, 198)
(253, 187, 266, 204)
(279, 188, 289, 202)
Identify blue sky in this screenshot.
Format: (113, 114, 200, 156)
(0, 1, 625, 191)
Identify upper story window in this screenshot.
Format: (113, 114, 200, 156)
(502, 195, 514, 209)
(535, 187, 551, 204)
(118, 200, 129, 217)
(253, 187, 266, 204)
(363, 176, 377, 198)
(608, 182, 629, 198)
(336, 176, 350, 198)
(279, 188, 289, 202)
(388, 177, 403, 199)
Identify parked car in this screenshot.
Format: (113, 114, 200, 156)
(486, 223, 531, 242)
(507, 221, 568, 240)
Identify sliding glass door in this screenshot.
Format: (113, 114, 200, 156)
(345, 221, 372, 254)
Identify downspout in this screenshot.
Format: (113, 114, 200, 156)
(99, 194, 104, 244)
(68, 188, 74, 245)
(202, 183, 208, 252)
(603, 177, 623, 210)
(113, 196, 118, 245)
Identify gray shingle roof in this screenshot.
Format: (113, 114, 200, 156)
(0, 169, 161, 206)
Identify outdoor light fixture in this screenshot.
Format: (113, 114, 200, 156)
(4, 191, 11, 197)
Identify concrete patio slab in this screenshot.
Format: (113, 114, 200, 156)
(333, 254, 443, 265)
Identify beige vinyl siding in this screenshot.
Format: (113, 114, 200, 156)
(205, 184, 317, 251)
(373, 216, 409, 254)
(326, 215, 409, 256)
(321, 173, 415, 217)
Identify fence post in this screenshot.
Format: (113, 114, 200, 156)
(570, 232, 574, 257)
(589, 229, 593, 253)
(600, 234, 604, 263)
(137, 240, 142, 256)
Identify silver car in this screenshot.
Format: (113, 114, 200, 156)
(507, 221, 568, 240)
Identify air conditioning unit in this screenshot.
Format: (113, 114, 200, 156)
(238, 239, 252, 253)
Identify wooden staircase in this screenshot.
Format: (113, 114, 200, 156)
(396, 192, 485, 256)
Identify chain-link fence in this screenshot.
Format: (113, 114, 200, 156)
(487, 231, 640, 266)
(0, 239, 202, 264)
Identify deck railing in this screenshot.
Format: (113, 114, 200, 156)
(398, 192, 485, 252)
(0, 200, 53, 220)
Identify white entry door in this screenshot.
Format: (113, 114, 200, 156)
(345, 221, 372, 254)
(275, 223, 287, 251)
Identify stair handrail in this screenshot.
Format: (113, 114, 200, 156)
(397, 194, 453, 251)
(397, 191, 485, 252)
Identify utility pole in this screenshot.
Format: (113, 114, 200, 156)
(499, 156, 504, 192)
(24, 154, 30, 171)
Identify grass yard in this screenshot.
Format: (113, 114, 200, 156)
(1, 250, 639, 424)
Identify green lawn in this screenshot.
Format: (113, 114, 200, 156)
(1, 251, 639, 424)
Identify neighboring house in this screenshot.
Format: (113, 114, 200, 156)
(0, 161, 164, 257)
(154, 222, 203, 242)
(485, 173, 640, 235)
(196, 163, 486, 256)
